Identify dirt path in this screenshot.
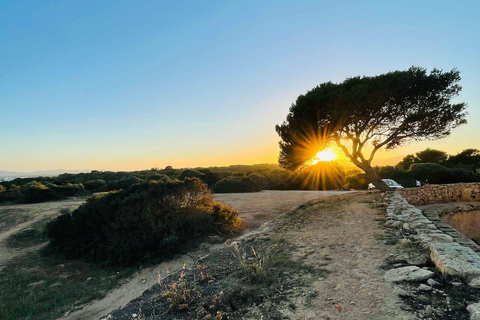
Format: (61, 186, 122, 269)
(61, 190, 351, 320)
(278, 193, 415, 319)
(0, 199, 85, 265)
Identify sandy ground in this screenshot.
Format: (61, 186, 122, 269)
(61, 190, 351, 320)
(0, 199, 85, 266)
(276, 193, 415, 319)
(215, 190, 353, 230)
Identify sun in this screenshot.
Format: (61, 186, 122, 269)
(311, 149, 337, 164)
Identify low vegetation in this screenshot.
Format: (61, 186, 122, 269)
(0, 252, 136, 320)
(1, 147, 479, 204)
(111, 236, 326, 320)
(46, 178, 242, 266)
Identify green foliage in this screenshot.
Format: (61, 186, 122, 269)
(397, 154, 418, 170)
(83, 179, 107, 191)
(108, 176, 144, 190)
(445, 149, 480, 171)
(46, 178, 241, 266)
(179, 169, 204, 180)
(345, 174, 368, 190)
(276, 67, 467, 191)
(409, 163, 478, 184)
(212, 176, 260, 193)
(0, 185, 5, 193)
(415, 148, 448, 164)
(276, 67, 466, 170)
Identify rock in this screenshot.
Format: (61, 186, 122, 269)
(427, 278, 440, 287)
(430, 242, 480, 280)
(398, 238, 412, 246)
(468, 277, 480, 288)
(393, 287, 413, 297)
(385, 266, 434, 283)
(418, 284, 432, 291)
(406, 253, 429, 266)
(392, 221, 403, 228)
(467, 302, 480, 320)
(451, 281, 462, 287)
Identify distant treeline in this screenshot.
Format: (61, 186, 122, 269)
(1, 148, 479, 204)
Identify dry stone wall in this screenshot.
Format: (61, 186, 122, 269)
(384, 191, 480, 287)
(400, 183, 480, 206)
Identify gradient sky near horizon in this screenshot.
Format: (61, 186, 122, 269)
(1, 0, 479, 172)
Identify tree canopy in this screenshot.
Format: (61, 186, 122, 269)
(276, 67, 467, 191)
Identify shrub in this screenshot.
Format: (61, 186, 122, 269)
(108, 176, 144, 190)
(408, 163, 467, 184)
(0, 184, 5, 193)
(83, 179, 107, 191)
(212, 177, 260, 193)
(22, 181, 56, 203)
(345, 174, 368, 190)
(47, 178, 241, 266)
(179, 169, 204, 180)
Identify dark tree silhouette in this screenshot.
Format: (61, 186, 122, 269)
(446, 149, 480, 171)
(415, 148, 448, 164)
(397, 154, 417, 170)
(276, 67, 467, 191)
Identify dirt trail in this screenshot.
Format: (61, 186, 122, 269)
(278, 193, 415, 319)
(61, 190, 351, 320)
(0, 199, 85, 265)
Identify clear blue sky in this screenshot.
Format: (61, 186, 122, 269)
(1, 0, 479, 171)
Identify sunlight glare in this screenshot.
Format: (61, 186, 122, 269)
(311, 149, 337, 164)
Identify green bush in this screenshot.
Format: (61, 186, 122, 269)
(108, 176, 144, 190)
(345, 174, 368, 190)
(22, 181, 56, 203)
(83, 179, 107, 191)
(179, 169, 204, 180)
(408, 163, 478, 184)
(46, 178, 241, 266)
(212, 177, 260, 193)
(0, 184, 5, 193)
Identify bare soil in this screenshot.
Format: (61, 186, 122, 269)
(442, 210, 480, 243)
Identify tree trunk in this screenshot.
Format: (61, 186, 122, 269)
(362, 165, 390, 192)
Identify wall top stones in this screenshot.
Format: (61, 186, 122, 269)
(400, 183, 480, 206)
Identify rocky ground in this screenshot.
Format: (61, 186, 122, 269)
(105, 192, 480, 320)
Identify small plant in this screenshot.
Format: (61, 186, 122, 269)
(161, 264, 200, 311)
(232, 243, 266, 280)
(197, 265, 215, 282)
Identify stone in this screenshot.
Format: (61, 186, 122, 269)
(451, 281, 462, 287)
(427, 278, 440, 287)
(406, 254, 428, 266)
(393, 287, 413, 297)
(384, 266, 434, 283)
(418, 284, 432, 291)
(392, 221, 403, 228)
(467, 302, 480, 320)
(430, 242, 480, 280)
(468, 277, 480, 288)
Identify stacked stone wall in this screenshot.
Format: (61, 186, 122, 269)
(400, 183, 480, 206)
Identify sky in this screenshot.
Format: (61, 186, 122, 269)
(1, 0, 479, 172)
